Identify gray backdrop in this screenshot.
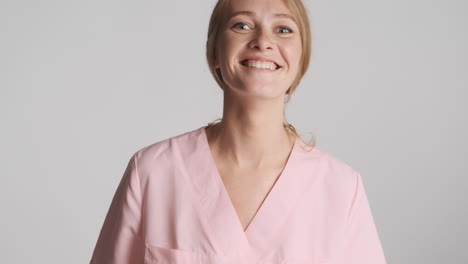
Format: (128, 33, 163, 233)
(1, 0, 467, 263)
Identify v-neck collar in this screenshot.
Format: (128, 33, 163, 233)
(201, 125, 299, 236)
(185, 125, 322, 261)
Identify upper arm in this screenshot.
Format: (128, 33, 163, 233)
(89, 153, 145, 264)
(337, 171, 387, 263)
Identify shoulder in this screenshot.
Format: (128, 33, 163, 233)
(299, 142, 359, 178)
(129, 126, 203, 171)
(306, 146, 361, 193)
(318, 148, 359, 177)
(303, 147, 365, 218)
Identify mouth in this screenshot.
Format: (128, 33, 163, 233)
(240, 59, 282, 71)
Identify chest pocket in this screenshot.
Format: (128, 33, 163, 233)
(144, 242, 329, 264)
(144, 243, 197, 264)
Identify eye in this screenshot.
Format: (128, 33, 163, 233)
(232, 22, 252, 31)
(277, 26, 293, 34)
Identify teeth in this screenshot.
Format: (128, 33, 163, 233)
(243, 59, 277, 70)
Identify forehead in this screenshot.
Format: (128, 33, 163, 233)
(226, 0, 292, 16)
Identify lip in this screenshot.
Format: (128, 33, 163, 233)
(240, 56, 282, 69)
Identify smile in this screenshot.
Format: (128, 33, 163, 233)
(240, 59, 282, 71)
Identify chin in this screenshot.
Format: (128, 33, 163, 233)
(235, 85, 287, 99)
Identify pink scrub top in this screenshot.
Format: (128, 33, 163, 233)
(89, 126, 387, 264)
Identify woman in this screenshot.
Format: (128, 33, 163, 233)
(90, 0, 387, 263)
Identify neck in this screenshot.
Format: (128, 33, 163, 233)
(206, 94, 296, 169)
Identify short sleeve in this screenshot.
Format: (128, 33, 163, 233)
(89, 153, 145, 264)
(338, 171, 387, 264)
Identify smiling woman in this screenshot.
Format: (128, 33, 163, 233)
(206, 0, 313, 147)
(206, 0, 311, 98)
(89, 0, 387, 263)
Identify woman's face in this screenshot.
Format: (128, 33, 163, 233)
(215, 0, 302, 100)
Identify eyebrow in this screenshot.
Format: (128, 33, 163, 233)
(228, 11, 297, 24)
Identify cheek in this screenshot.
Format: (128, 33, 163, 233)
(217, 36, 237, 65)
(285, 42, 302, 69)
(215, 38, 226, 63)
(224, 36, 244, 56)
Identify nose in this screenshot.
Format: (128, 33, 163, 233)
(248, 28, 274, 51)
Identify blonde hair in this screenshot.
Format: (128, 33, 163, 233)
(205, 0, 316, 149)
